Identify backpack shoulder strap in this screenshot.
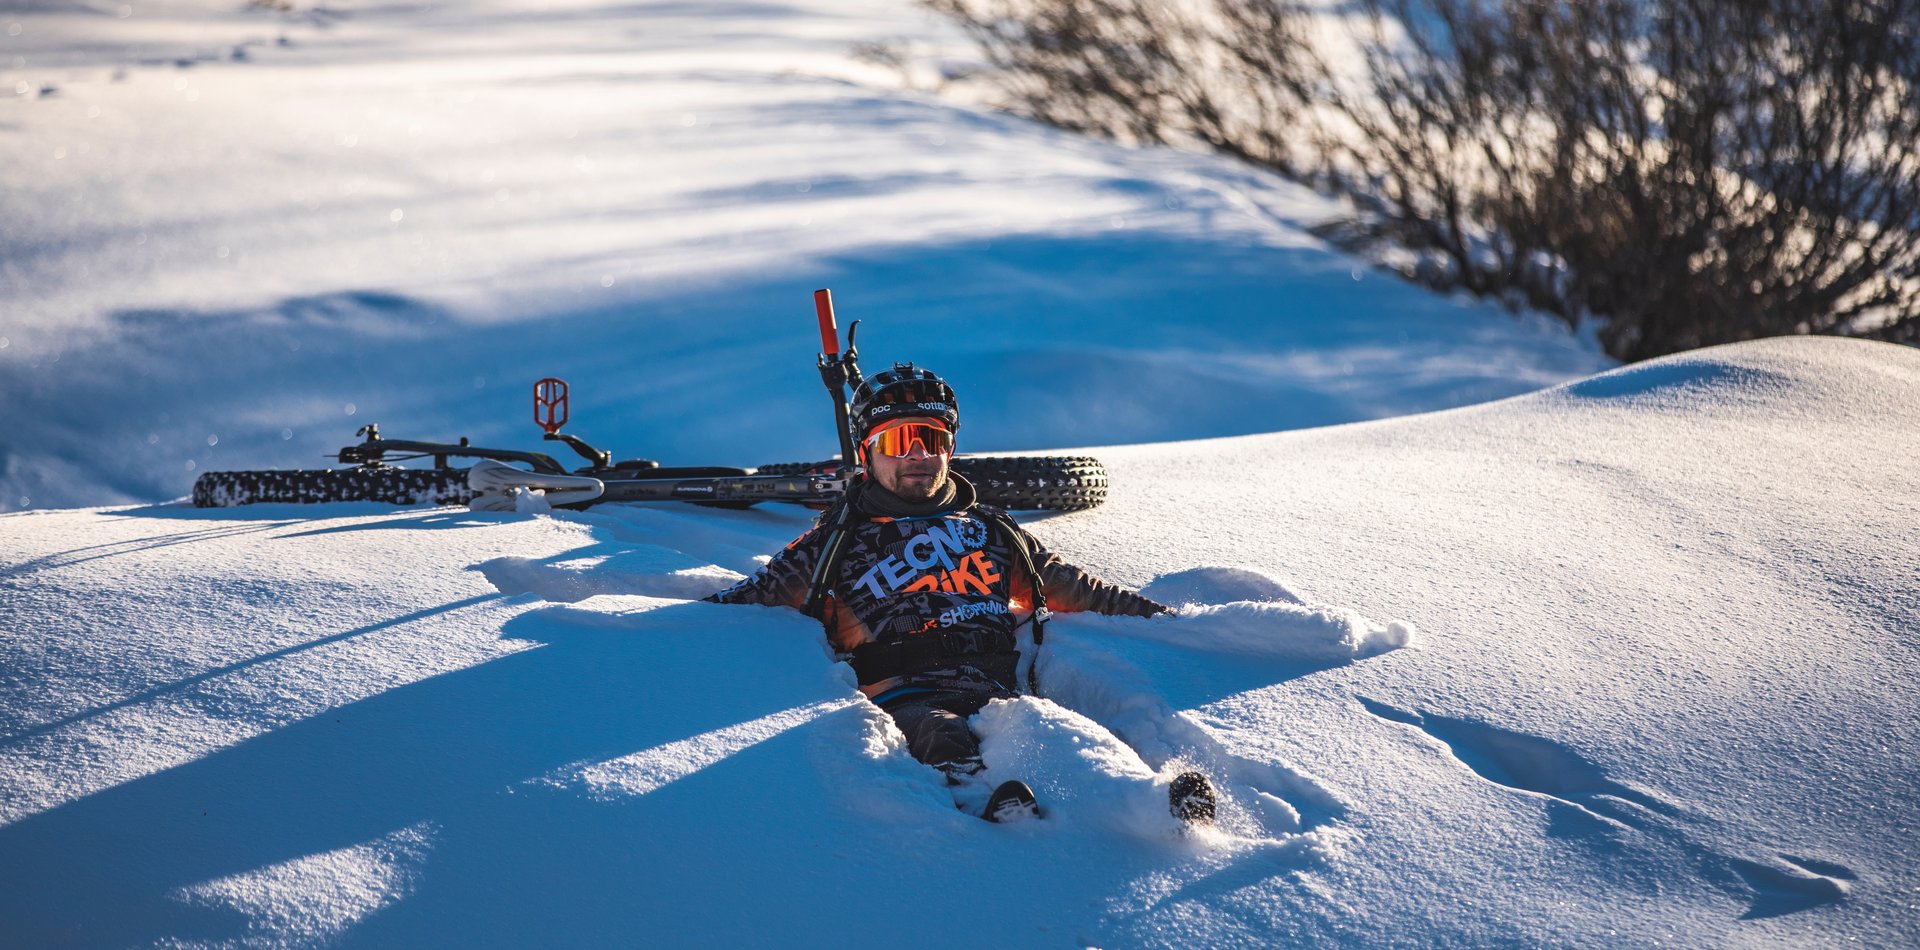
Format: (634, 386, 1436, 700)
(975, 505, 1050, 694)
(803, 489, 861, 619)
(976, 505, 1047, 622)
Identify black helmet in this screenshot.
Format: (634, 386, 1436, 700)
(850, 362, 959, 441)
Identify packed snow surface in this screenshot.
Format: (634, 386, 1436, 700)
(3, 1, 1917, 947)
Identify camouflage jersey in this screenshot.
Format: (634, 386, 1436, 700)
(706, 475, 1166, 701)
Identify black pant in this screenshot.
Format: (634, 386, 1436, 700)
(880, 688, 1014, 775)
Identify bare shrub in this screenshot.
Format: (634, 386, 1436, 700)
(1340, 0, 1920, 359)
(929, 0, 1920, 360)
(924, 0, 1322, 172)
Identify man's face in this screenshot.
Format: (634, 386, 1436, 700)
(866, 417, 952, 501)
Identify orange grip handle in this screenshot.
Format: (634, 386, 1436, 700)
(814, 288, 838, 356)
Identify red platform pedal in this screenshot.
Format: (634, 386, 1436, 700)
(534, 377, 569, 435)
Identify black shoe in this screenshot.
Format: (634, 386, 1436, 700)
(1170, 771, 1216, 824)
(984, 779, 1040, 823)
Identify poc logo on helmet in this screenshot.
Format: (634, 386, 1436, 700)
(851, 363, 961, 438)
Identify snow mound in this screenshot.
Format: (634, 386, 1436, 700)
(1147, 599, 1414, 662)
(974, 697, 1186, 839)
(1555, 354, 1794, 402)
(1, 334, 1914, 947)
(1543, 335, 1914, 411)
(1140, 565, 1305, 606)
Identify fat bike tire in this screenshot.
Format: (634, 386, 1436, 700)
(957, 455, 1107, 511)
(754, 455, 1108, 511)
(192, 467, 474, 508)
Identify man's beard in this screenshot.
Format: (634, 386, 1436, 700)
(892, 468, 944, 500)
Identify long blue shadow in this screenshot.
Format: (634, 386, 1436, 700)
(5, 220, 1603, 513)
(0, 599, 839, 946)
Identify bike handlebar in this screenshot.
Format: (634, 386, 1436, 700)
(814, 288, 839, 356)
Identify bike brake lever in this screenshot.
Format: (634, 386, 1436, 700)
(810, 473, 853, 495)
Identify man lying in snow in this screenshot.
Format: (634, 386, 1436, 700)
(707, 363, 1215, 824)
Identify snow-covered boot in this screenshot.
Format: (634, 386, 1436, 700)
(983, 779, 1040, 823)
(1169, 771, 1216, 825)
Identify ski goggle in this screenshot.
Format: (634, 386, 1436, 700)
(863, 419, 955, 458)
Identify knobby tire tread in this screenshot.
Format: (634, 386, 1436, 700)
(951, 455, 1108, 511)
(193, 467, 473, 508)
(757, 455, 1108, 511)
(195, 456, 1108, 511)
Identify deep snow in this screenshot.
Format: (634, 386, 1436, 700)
(3, 337, 1915, 947)
(3, 1, 1917, 948)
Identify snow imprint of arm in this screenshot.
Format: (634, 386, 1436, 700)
(1141, 599, 1414, 662)
(1127, 565, 1414, 661)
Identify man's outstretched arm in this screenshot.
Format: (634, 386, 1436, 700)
(703, 524, 824, 610)
(1016, 529, 1169, 617)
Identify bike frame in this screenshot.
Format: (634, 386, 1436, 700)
(198, 289, 1102, 513)
(332, 290, 869, 509)
(338, 423, 576, 475)
(592, 470, 848, 506)
(335, 377, 852, 508)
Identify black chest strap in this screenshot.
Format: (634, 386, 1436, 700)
(977, 507, 1050, 694)
(849, 627, 1020, 684)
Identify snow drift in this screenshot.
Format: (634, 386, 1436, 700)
(2, 0, 1913, 945)
(2, 336, 1914, 947)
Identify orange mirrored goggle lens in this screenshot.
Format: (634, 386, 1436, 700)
(865, 421, 954, 458)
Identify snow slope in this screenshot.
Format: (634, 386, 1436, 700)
(4, 1, 1917, 947)
(2, 336, 1915, 947)
(0, 0, 1608, 514)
